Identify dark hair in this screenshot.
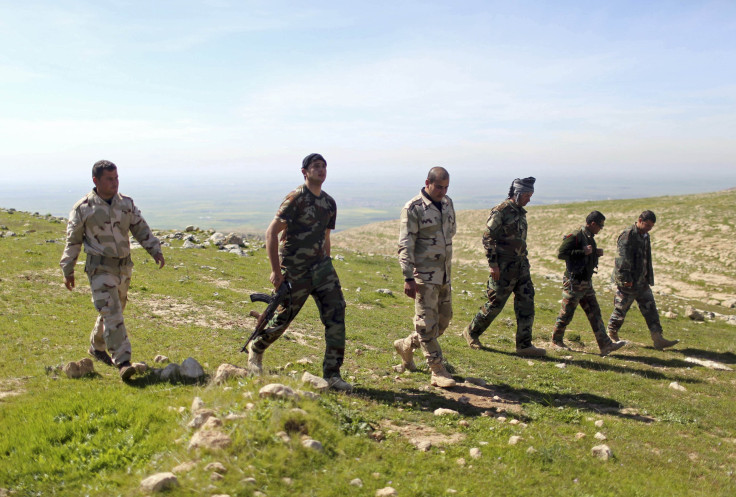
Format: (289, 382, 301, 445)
(92, 160, 117, 179)
(639, 210, 656, 223)
(586, 210, 606, 225)
(427, 167, 449, 184)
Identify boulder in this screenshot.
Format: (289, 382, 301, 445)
(301, 371, 329, 392)
(213, 363, 249, 384)
(189, 429, 232, 450)
(259, 383, 299, 400)
(591, 444, 613, 460)
(63, 358, 95, 379)
(180, 357, 205, 381)
(140, 472, 179, 492)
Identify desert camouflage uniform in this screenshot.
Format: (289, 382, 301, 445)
(60, 189, 162, 366)
(467, 199, 535, 348)
(552, 227, 614, 347)
(251, 184, 346, 379)
(607, 223, 662, 337)
(398, 190, 456, 365)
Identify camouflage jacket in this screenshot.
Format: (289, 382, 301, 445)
(558, 226, 598, 281)
(276, 184, 336, 270)
(398, 190, 456, 284)
(60, 189, 162, 278)
(612, 223, 654, 287)
(483, 199, 528, 268)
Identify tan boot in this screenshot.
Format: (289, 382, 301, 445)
(393, 337, 417, 372)
(608, 328, 620, 342)
(118, 361, 136, 381)
(600, 340, 628, 357)
(247, 342, 263, 375)
(652, 333, 679, 350)
(462, 326, 482, 349)
(516, 345, 546, 357)
(429, 363, 456, 388)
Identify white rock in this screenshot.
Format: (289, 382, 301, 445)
(302, 439, 323, 451)
(594, 432, 607, 440)
(469, 447, 481, 459)
(171, 461, 197, 474)
(575, 432, 586, 440)
(376, 487, 398, 496)
(191, 397, 204, 412)
(414, 440, 432, 451)
(213, 363, 249, 384)
(63, 358, 94, 379)
(180, 357, 205, 380)
(140, 472, 179, 492)
(555, 363, 567, 369)
(509, 419, 520, 425)
(350, 478, 364, 487)
(154, 355, 169, 363)
(465, 377, 487, 387)
(594, 420, 604, 427)
(259, 383, 299, 400)
(456, 457, 466, 466)
(509, 436, 522, 445)
(434, 408, 459, 416)
(297, 357, 314, 364)
(202, 417, 223, 430)
(301, 371, 329, 391)
(526, 446, 537, 454)
(591, 444, 613, 460)
(685, 306, 705, 321)
(669, 381, 687, 391)
(188, 429, 232, 450)
(205, 462, 227, 473)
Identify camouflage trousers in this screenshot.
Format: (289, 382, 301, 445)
(607, 284, 662, 337)
(553, 277, 612, 347)
(467, 257, 535, 348)
(86, 264, 133, 366)
(404, 282, 452, 366)
(252, 257, 346, 379)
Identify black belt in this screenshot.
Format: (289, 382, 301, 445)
(87, 254, 131, 266)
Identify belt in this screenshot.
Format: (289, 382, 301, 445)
(87, 254, 131, 266)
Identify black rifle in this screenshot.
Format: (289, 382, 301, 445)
(241, 281, 291, 352)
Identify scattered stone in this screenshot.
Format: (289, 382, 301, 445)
(509, 419, 520, 426)
(241, 477, 257, 485)
(301, 371, 329, 391)
(458, 420, 470, 427)
(63, 358, 95, 379)
(685, 306, 705, 321)
(684, 357, 733, 371)
(296, 389, 320, 400)
(469, 447, 481, 459)
(414, 440, 432, 452)
(434, 408, 459, 416)
(282, 477, 293, 485)
(140, 472, 179, 492)
(213, 363, 249, 384)
(594, 420, 604, 427)
(224, 233, 243, 246)
(509, 436, 522, 445)
(160, 363, 181, 382)
(259, 383, 299, 400)
(188, 429, 232, 450)
(497, 416, 507, 423)
(302, 439, 323, 451)
(297, 357, 314, 365)
(275, 431, 291, 443)
(180, 357, 205, 381)
(392, 364, 406, 373)
(182, 240, 204, 249)
(722, 299, 736, 309)
(664, 311, 678, 319)
(171, 461, 196, 474)
(210, 472, 224, 481)
(555, 363, 567, 369)
(464, 377, 487, 387)
(376, 488, 398, 497)
(526, 446, 537, 454)
(458, 395, 470, 404)
(456, 457, 466, 466)
(350, 478, 364, 487)
(591, 444, 613, 461)
(447, 490, 458, 494)
(594, 432, 607, 441)
(376, 289, 393, 295)
(205, 462, 227, 474)
(202, 417, 223, 430)
(192, 397, 205, 412)
(669, 381, 687, 391)
(370, 430, 386, 441)
(188, 409, 217, 429)
(133, 362, 148, 374)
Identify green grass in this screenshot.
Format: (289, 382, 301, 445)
(1, 200, 735, 496)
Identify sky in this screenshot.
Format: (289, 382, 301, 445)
(1, 0, 735, 195)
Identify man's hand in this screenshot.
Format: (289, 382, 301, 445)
(490, 266, 500, 281)
(154, 252, 166, 268)
(64, 275, 75, 291)
(584, 245, 593, 255)
(404, 280, 417, 299)
(597, 248, 604, 256)
(270, 271, 284, 289)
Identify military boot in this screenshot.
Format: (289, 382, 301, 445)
(551, 331, 570, 350)
(516, 344, 547, 357)
(118, 361, 136, 381)
(393, 337, 417, 372)
(462, 326, 482, 349)
(429, 363, 456, 388)
(247, 342, 264, 375)
(607, 328, 620, 342)
(327, 376, 353, 393)
(88, 345, 114, 367)
(651, 333, 679, 350)
(600, 340, 628, 357)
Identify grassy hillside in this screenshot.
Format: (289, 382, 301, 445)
(1, 192, 735, 497)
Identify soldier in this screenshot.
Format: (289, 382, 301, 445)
(60, 160, 165, 380)
(462, 177, 546, 356)
(247, 153, 352, 392)
(394, 167, 457, 388)
(606, 210, 679, 350)
(552, 211, 628, 356)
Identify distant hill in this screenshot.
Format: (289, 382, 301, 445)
(333, 189, 736, 306)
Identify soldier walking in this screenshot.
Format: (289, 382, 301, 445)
(394, 167, 457, 388)
(552, 211, 628, 356)
(462, 177, 546, 357)
(60, 160, 165, 380)
(606, 210, 678, 350)
(247, 153, 352, 392)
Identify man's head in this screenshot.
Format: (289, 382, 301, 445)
(301, 153, 327, 185)
(636, 210, 656, 234)
(508, 177, 535, 206)
(92, 160, 118, 200)
(586, 210, 606, 235)
(425, 167, 450, 202)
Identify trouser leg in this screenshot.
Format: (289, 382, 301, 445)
(513, 262, 535, 348)
(88, 268, 132, 366)
(636, 285, 663, 335)
(553, 276, 580, 340)
(414, 283, 444, 366)
(251, 270, 310, 354)
(468, 261, 515, 337)
(607, 286, 637, 336)
(578, 283, 611, 347)
(311, 260, 347, 379)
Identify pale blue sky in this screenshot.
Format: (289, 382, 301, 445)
(1, 0, 735, 190)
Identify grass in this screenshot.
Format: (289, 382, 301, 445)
(1, 194, 735, 496)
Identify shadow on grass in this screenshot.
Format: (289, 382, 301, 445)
(124, 372, 210, 388)
(475, 345, 703, 384)
(672, 347, 736, 365)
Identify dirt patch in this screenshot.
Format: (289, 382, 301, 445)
(0, 378, 27, 401)
(436, 381, 525, 414)
(381, 420, 466, 448)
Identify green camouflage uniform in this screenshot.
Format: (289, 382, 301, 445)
(398, 190, 456, 365)
(467, 199, 535, 348)
(607, 223, 662, 337)
(60, 189, 162, 366)
(252, 184, 346, 379)
(553, 227, 614, 348)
